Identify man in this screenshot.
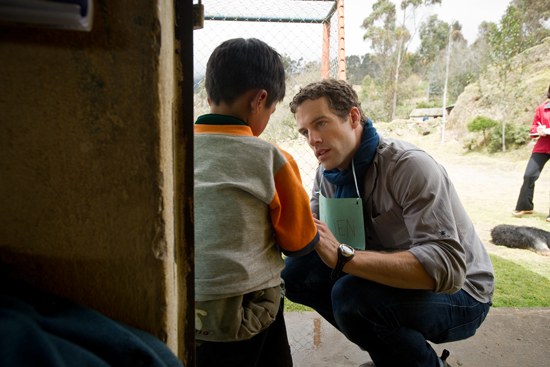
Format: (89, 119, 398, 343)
(282, 79, 495, 367)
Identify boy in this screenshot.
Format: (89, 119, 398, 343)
(194, 38, 319, 367)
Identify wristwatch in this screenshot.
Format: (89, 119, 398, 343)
(331, 244, 355, 280)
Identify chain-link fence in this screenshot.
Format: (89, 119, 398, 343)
(193, 0, 343, 194)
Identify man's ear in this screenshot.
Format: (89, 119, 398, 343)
(250, 89, 268, 115)
(349, 107, 361, 128)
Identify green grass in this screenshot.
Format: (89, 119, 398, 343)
(490, 254, 550, 307)
(284, 301, 313, 312)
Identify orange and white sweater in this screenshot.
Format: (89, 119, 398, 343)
(194, 114, 319, 302)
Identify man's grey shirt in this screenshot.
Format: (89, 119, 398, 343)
(311, 136, 495, 304)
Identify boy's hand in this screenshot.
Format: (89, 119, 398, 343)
(313, 217, 340, 269)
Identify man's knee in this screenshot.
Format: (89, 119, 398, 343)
(331, 277, 377, 325)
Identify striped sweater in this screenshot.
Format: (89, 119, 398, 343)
(194, 114, 319, 302)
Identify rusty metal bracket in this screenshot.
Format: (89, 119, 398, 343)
(193, 1, 204, 30)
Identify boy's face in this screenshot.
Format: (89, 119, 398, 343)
(250, 102, 277, 137)
(295, 97, 359, 171)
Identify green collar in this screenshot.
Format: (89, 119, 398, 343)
(195, 114, 247, 126)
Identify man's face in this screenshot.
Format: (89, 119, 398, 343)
(295, 97, 359, 171)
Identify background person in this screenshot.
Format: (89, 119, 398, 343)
(513, 84, 550, 220)
(282, 78, 494, 367)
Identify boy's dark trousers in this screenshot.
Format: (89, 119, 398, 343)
(196, 300, 293, 367)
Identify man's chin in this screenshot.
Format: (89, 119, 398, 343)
(319, 160, 336, 170)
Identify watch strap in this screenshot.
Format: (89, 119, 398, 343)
(331, 258, 345, 280)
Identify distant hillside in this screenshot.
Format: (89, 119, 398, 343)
(446, 37, 550, 139)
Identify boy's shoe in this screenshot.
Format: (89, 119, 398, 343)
(546, 215, 550, 222)
(512, 210, 534, 217)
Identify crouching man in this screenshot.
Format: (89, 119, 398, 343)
(282, 79, 495, 367)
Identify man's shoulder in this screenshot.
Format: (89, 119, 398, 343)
(376, 136, 426, 160)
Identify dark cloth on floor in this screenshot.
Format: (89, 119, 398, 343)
(0, 273, 183, 367)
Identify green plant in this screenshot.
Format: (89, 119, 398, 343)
(467, 115, 498, 144)
(462, 135, 477, 150)
(487, 123, 530, 153)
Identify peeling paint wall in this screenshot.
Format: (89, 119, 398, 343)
(0, 0, 186, 355)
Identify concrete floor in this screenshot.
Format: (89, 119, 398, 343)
(285, 308, 550, 367)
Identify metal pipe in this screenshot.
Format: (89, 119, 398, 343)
(204, 1, 337, 24)
(337, 0, 345, 80)
(322, 21, 330, 79)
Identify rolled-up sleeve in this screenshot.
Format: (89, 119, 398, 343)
(389, 151, 467, 294)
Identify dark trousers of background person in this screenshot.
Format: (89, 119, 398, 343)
(195, 299, 293, 367)
(515, 152, 550, 211)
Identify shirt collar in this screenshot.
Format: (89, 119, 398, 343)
(195, 114, 248, 126)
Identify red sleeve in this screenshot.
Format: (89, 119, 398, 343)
(531, 105, 542, 134)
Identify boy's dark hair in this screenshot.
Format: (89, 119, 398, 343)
(205, 38, 285, 107)
(290, 78, 367, 126)
(547, 83, 550, 99)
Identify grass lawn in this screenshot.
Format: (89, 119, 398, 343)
(490, 253, 550, 307)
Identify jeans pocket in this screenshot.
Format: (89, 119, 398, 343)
(432, 309, 487, 344)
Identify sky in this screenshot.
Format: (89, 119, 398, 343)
(344, 0, 511, 56)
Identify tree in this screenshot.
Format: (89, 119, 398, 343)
(417, 15, 450, 64)
(487, 4, 532, 152)
(467, 116, 498, 144)
(512, 0, 550, 45)
(441, 21, 465, 143)
(282, 54, 304, 76)
(362, 0, 442, 121)
(345, 53, 378, 85)
(416, 15, 449, 104)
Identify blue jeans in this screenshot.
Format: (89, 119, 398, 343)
(282, 251, 491, 367)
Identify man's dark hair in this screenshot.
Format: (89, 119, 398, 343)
(205, 38, 285, 107)
(547, 83, 550, 99)
(290, 78, 367, 126)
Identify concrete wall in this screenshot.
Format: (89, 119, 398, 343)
(0, 0, 192, 362)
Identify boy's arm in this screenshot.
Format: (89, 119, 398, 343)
(269, 154, 319, 257)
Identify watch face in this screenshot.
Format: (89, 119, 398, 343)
(339, 244, 355, 258)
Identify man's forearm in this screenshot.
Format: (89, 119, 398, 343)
(343, 250, 436, 291)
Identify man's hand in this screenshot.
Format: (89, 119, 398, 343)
(313, 215, 340, 269)
(537, 125, 547, 136)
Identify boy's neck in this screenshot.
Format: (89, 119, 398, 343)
(209, 91, 259, 124)
(209, 102, 248, 123)
(208, 89, 270, 137)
